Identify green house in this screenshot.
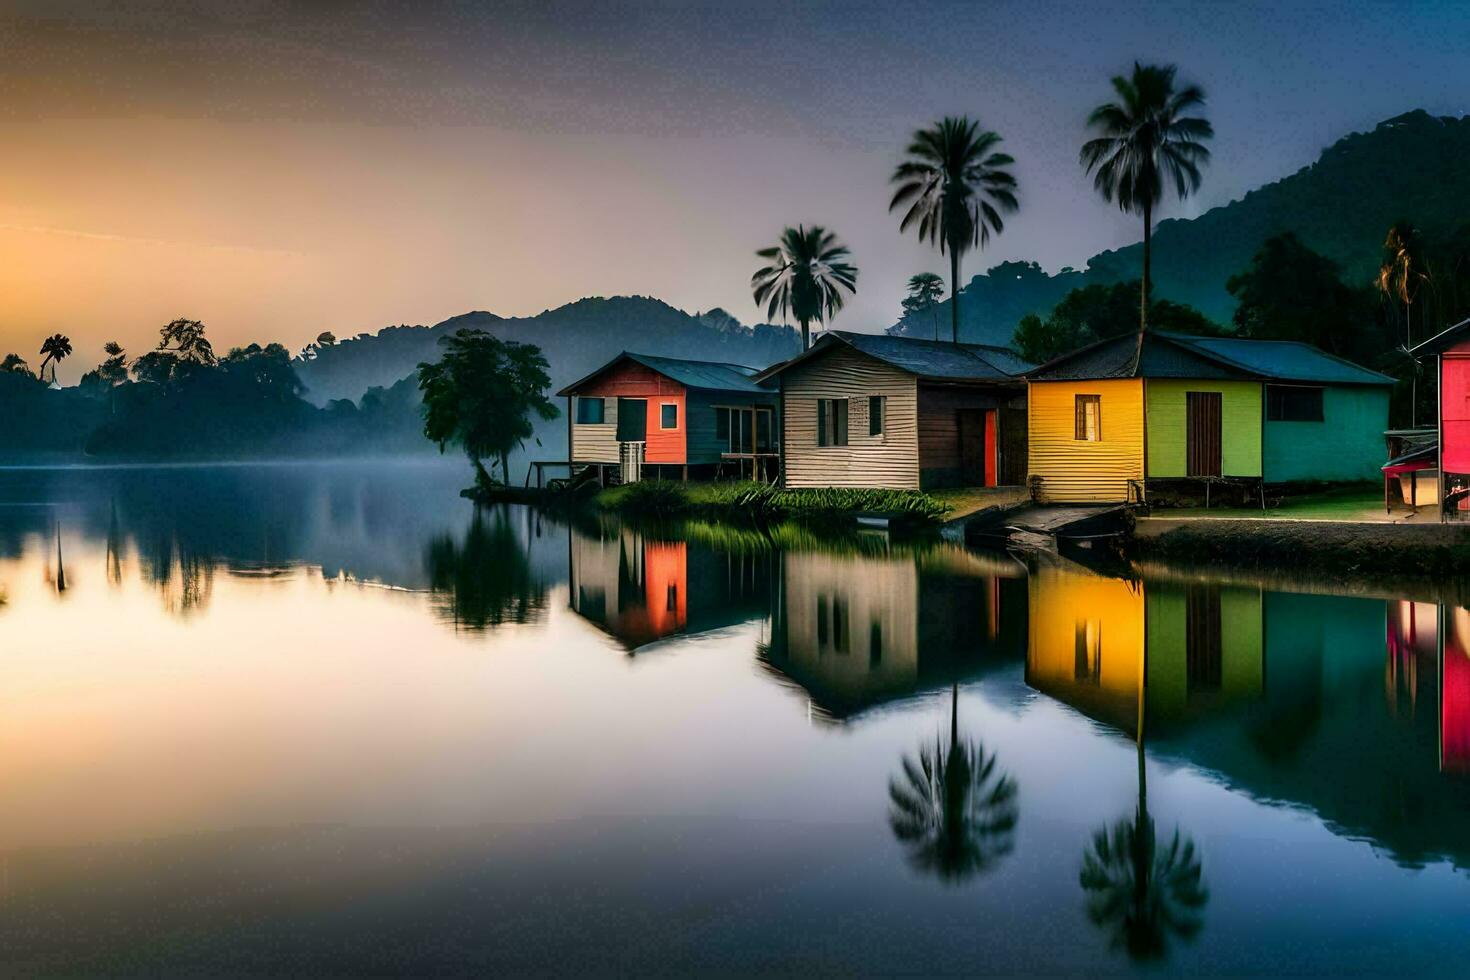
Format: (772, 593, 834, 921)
(1026, 332, 1393, 499)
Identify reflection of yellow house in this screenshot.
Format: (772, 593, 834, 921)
(1025, 561, 1264, 733)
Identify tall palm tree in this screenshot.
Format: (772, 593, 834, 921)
(1081, 63, 1213, 366)
(902, 272, 946, 341)
(751, 225, 858, 350)
(37, 333, 72, 385)
(1079, 663, 1207, 960)
(1378, 223, 1432, 424)
(890, 117, 1018, 344)
(887, 684, 1018, 882)
(1378, 222, 1431, 346)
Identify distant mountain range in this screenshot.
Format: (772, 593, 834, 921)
(294, 297, 800, 470)
(891, 109, 1470, 344)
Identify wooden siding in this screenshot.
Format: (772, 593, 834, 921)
(1028, 379, 1144, 503)
(782, 346, 920, 489)
(915, 384, 1025, 488)
(685, 389, 780, 466)
(1262, 384, 1389, 482)
(1145, 379, 1262, 478)
(567, 362, 686, 464)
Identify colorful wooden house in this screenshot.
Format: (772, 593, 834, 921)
(756, 331, 1032, 490)
(558, 353, 779, 482)
(1409, 317, 1470, 518)
(1026, 332, 1393, 503)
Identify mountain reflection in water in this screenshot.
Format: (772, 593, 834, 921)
(5, 462, 1470, 973)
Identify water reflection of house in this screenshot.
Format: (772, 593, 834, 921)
(1442, 607, 1470, 773)
(1025, 561, 1264, 734)
(567, 525, 770, 652)
(759, 546, 1027, 720)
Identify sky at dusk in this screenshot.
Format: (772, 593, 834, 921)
(4, 0, 1470, 382)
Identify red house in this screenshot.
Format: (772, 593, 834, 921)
(1411, 318, 1470, 519)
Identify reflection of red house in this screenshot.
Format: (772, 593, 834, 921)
(1445, 608, 1470, 774)
(1386, 600, 1437, 718)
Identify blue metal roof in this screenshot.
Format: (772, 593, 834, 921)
(1165, 335, 1395, 386)
(558, 352, 769, 396)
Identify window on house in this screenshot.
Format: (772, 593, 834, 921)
(715, 407, 729, 442)
(660, 403, 679, 429)
(869, 395, 885, 436)
(1266, 384, 1324, 422)
(576, 397, 605, 424)
(817, 398, 849, 447)
(1074, 619, 1101, 683)
(1075, 394, 1101, 441)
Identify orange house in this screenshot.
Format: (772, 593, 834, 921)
(559, 352, 780, 481)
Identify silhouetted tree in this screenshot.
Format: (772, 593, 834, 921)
(1012, 281, 1218, 364)
(1378, 221, 1431, 349)
(1080, 676, 1207, 960)
(38, 333, 72, 385)
(1081, 62, 1212, 364)
(1226, 234, 1383, 359)
(891, 116, 1018, 344)
(888, 684, 1018, 882)
(418, 328, 558, 487)
(751, 225, 858, 350)
(1, 353, 32, 377)
(902, 272, 946, 341)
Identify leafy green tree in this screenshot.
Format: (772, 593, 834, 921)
(1082, 63, 1213, 360)
(887, 684, 1018, 882)
(1226, 234, 1384, 360)
(417, 328, 558, 487)
(751, 225, 859, 350)
(1011, 281, 1218, 363)
(132, 318, 217, 385)
(37, 333, 72, 384)
(891, 117, 1019, 344)
(901, 272, 946, 341)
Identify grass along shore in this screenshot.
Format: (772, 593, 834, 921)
(593, 480, 952, 527)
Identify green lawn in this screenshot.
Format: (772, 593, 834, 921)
(1159, 483, 1392, 521)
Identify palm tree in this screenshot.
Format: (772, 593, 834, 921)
(1081, 62, 1213, 366)
(751, 225, 858, 350)
(37, 333, 72, 385)
(887, 684, 1018, 882)
(1378, 222, 1431, 347)
(902, 272, 946, 341)
(1079, 667, 1207, 960)
(1378, 223, 1432, 425)
(890, 117, 1018, 344)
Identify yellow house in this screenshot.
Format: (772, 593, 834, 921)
(1025, 558, 1264, 734)
(1027, 332, 1265, 503)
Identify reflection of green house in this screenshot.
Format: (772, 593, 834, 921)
(1145, 583, 1264, 729)
(760, 547, 1027, 721)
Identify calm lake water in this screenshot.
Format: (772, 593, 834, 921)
(2, 461, 1470, 974)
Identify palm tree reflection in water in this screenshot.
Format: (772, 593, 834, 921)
(888, 683, 1018, 882)
(1079, 683, 1208, 960)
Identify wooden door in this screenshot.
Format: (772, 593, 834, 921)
(958, 409, 984, 485)
(1186, 392, 1222, 478)
(999, 407, 1028, 486)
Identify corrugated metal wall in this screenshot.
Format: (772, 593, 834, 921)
(782, 347, 920, 488)
(1028, 379, 1144, 502)
(1145, 379, 1262, 478)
